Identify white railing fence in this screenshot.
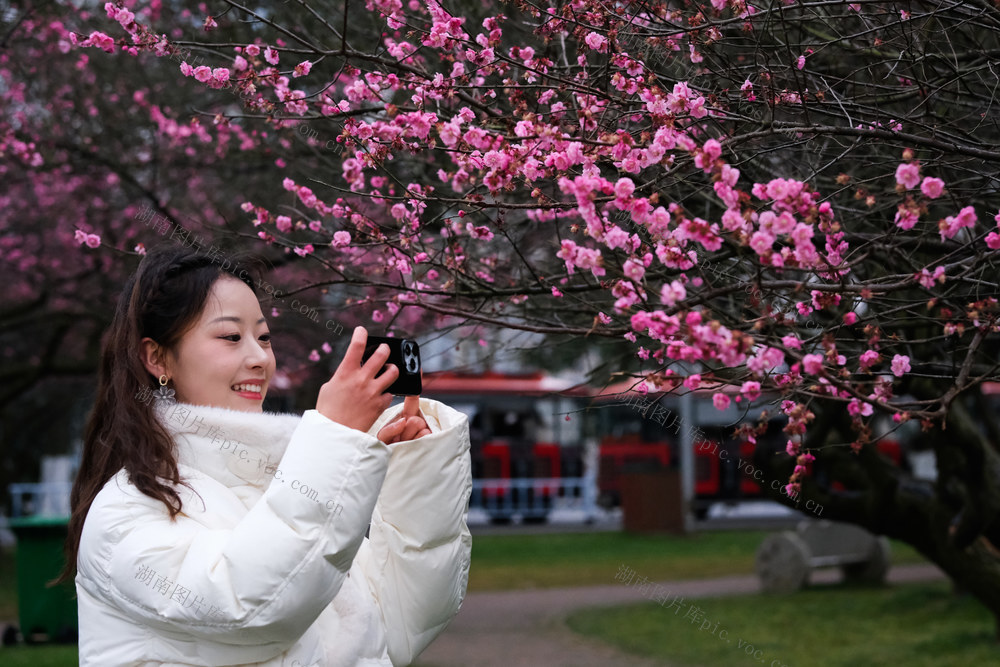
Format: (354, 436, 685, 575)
(470, 476, 597, 522)
(9, 482, 74, 518)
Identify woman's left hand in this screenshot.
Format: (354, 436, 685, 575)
(377, 395, 432, 444)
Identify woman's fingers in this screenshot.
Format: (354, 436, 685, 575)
(340, 326, 369, 368)
(316, 326, 397, 431)
(373, 361, 400, 393)
(362, 344, 392, 380)
(344, 326, 393, 380)
(378, 415, 432, 443)
(377, 418, 407, 444)
(399, 415, 430, 441)
(402, 395, 421, 417)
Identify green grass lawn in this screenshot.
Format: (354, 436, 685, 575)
(0, 530, 932, 664)
(567, 581, 997, 667)
(0, 645, 79, 667)
(466, 529, 927, 591)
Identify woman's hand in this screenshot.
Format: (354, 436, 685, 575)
(378, 395, 432, 444)
(316, 327, 398, 432)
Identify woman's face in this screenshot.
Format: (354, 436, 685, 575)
(161, 276, 276, 412)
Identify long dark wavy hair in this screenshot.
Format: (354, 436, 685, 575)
(56, 245, 263, 585)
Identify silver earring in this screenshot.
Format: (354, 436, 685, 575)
(154, 374, 176, 405)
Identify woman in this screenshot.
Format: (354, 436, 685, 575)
(59, 246, 472, 666)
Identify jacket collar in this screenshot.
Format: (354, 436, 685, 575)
(155, 402, 303, 489)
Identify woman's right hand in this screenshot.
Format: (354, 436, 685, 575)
(316, 327, 398, 432)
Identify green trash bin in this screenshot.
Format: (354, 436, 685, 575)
(8, 516, 78, 643)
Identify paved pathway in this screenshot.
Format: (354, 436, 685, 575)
(414, 564, 946, 667)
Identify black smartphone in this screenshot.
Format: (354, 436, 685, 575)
(361, 336, 422, 395)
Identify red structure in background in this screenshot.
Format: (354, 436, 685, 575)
(597, 438, 671, 506)
(420, 371, 587, 522)
(738, 440, 761, 495)
(421, 371, 918, 522)
(480, 442, 511, 500)
(694, 440, 721, 496)
(532, 443, 561, 497)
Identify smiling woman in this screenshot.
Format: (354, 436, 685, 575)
(56, 245, 472, 667)
(140, 276, 277, 411)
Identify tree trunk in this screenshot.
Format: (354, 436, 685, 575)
(755, 391, 1000, 636)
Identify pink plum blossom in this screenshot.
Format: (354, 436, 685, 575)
(661, 280, 686, 306)
(895, 162, 920, 189)
(939, 206, 977, 240)
(211, 68, 230, 87)
(713, 393, 731, 410)
(613, 177, 635, 200)
(859, 350, 880, 370)
(741, 380, 761, 401)
(193, 66, 212, 83)
(782, 335, 802, 349)
(920, 177, 944, 198)
(750, 229, 774, 255)
(916, 266, 946, 288)
(848, 398, 874, 417)
(894, 206, 918, 230)
(84, 31, 115, 53)
(623, 258, 645, 281)
(802, 354, 824, 375)
(584, 32, 608, 52)
(293, 61, 312, 77)
(74, 229, 101, 248)
(891, 354, 911, 377)
(466, 223, 494, 240)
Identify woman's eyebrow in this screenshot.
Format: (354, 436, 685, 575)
(209, 316, 268, 324)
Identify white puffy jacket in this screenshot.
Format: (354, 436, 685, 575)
(75, 398, 472, 666)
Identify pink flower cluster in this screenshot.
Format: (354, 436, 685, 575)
(89, 0, 958, 507)
(890, 354, 911, 377)
(74, 229, 101, 248)
(916, 266, 946, 288)
(745, 178, 841, 273)
(895, 161, 945, 199)
(939, 206, 976, 241)
(987, 211, 1000, 250)
(74, 31, 116, 53)
(181, 64, 231, 89)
